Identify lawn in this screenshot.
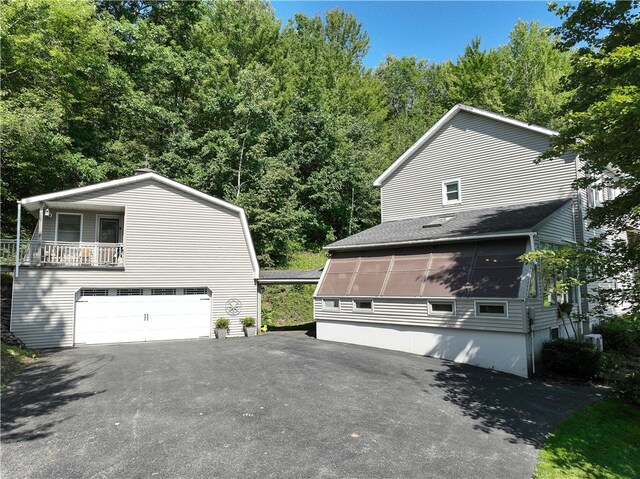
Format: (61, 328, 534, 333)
(534, 398, 640, 479)
(1, 342, 38, 388)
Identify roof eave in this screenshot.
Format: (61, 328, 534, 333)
(325, 231, 537, 252)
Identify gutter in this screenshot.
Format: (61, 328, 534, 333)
(325, 231, 537, 252)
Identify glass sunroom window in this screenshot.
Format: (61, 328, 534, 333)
(56, 214, 82, 242)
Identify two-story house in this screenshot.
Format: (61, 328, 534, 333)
(8, 170, 260, 348)
(313, 104, 595, 377)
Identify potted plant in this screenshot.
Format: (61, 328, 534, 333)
(241, 317, 256, 337)
(215, 318, 229, 339)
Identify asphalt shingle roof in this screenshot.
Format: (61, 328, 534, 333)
(259, 268, 323, 282)
(326, 199, 571, 250)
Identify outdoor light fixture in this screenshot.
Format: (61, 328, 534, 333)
(44, 208, 52, 218)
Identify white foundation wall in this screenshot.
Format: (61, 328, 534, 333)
(317, 320, 529, 377)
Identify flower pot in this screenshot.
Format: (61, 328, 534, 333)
(215, 328, 228, 339)
(244, 326, 256, 337)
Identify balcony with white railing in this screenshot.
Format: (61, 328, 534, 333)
(1, 240, 124, 268)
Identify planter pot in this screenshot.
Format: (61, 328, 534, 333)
(244, 326, 256, 337)
(215, 328, 228, 339)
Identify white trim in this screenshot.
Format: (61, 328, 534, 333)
(474, 300, 509, 318)
(55, 212, 83, 243)
(19, 173, 259, 279)
(313, 258, 331, 298)
(95, 214, 121, 243)
(326, 231, 536, 251)
(353, 299, 374, 312)
(441, 178, 462, 205)
(373, 104, 559, 187)
(259, 278, 320, 285)
(427, 300, 456, 316)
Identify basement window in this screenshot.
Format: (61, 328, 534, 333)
(322, 298, 340, 311)
(550, 327, 560, 340)
(353, 300, 373, 312)
(442, 179, 461, 205)
(476, 302, 507, 318)
(428, 301, 455, 315)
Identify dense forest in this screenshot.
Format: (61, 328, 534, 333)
(0, 0, 580, 265)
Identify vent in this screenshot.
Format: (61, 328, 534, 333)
(151, 288, 177, 296)
(422, 215, 456, 228)
(117, 288, 143, 296)
(184, 287, 207, 295)
(81, 288, 109, 297)
(134, 167, 156, 176)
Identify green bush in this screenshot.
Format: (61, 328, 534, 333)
(592, 315, 640, 356)
(215, 318, 229, 330)
(617, 369, 640, 406)
(241, 317, 255, 328)
(542, 338, 603, 379)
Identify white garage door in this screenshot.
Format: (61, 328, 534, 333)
(75, 288, 211, 344)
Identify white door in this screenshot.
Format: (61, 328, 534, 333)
(75, 291, 211, 344)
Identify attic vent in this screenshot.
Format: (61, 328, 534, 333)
(422, 215, 456, 228)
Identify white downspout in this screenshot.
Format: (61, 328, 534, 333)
(15, 202, 22, 278)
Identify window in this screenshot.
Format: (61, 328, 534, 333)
(540, 242, 575, 307)
(56, 213, 82, 242)
(476, 302, 507, 317)
(428, 301, 455, 314)
(441, 179, 461, 205)
(117, 288, 143, 296)
(184, 287, 207, 295)
(322, 298, 340, 311)
(353, 300, 373, 312)
(80, 288, 109, 296)
(151, 288, 177, 296)
(550, 327, 560, 340)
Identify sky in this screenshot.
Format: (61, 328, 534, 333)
(271, 1, 565, 68)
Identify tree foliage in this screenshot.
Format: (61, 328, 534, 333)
(1, 1, 574, 265)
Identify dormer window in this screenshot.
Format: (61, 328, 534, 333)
(442, 179, 462, 205)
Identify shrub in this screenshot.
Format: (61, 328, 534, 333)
(592, 315, 640, 357)
(215, 318, 229, 330)
(241, 317, 255, 328)
(542, 338, 602, 379)
(617, 368, 640, 406)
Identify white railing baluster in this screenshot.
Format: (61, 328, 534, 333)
(0, 240, 124, 268)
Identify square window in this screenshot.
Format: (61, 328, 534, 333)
(322, 298, 340, 311)
(550, 327, 560, 340)
(353, 300, 373, 311)
(56, 213, 82, 242)
(442, 179, 462, 205)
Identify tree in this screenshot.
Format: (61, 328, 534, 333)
(539, 1, 640, 313)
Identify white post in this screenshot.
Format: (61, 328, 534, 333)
(15, 202, 21, 277)
(38, 206, 43, 266)
(257, 283, 262, 333)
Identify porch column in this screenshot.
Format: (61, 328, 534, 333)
(15, 202, 21, 277)
(38, 205, 44, 266)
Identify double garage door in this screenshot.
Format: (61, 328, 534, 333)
(75, 288, 211, 344)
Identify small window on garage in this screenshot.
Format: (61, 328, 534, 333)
(442, 179, 462, 205)
(117, 288, 143, 296)
(151, 288, 177, 296)
(80, 288, 109, 296)
(322, 298, 340, 311)
(428, 301, 455, 315)
(183, 287, 207, 295)
(550, 327, 560, 340)
(476, 302, 508, 317)
(353, 300, 373, 312)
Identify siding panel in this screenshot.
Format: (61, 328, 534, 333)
(381, 111, 578, 222)
(12, 179, 257, 348)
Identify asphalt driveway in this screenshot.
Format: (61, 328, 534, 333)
(1, 332, 601, 479)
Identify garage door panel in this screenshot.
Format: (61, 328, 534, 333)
(75, 293, 211, 344)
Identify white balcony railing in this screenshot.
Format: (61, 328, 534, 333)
(0, 240, 124, 268)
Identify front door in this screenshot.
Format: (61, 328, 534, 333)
(99, 218, 119, 243)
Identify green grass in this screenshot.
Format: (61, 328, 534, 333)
(1, 342, 38, 388)
(534, 398, 640, 479)
(262, 251, 327, 328)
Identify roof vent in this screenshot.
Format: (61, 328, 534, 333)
(134, 167, 156, 176)
(422, 215, 456, 228)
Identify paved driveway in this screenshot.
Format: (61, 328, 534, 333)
(1, 332, 601, 479)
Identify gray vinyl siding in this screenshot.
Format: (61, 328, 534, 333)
(11, 179, 257, 348)
(314, 297, 527, 333)
(380, 111, 578, 222)
(534, 201, 576, 244)
(41, 212, 125, 243)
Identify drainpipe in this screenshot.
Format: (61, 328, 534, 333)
(528, 233, 537, 376)
(15, 202, 21, 278)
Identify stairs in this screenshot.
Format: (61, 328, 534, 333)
(227, 317, 244, 338)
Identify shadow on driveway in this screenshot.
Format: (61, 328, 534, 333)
(1, 353, 107, 443)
